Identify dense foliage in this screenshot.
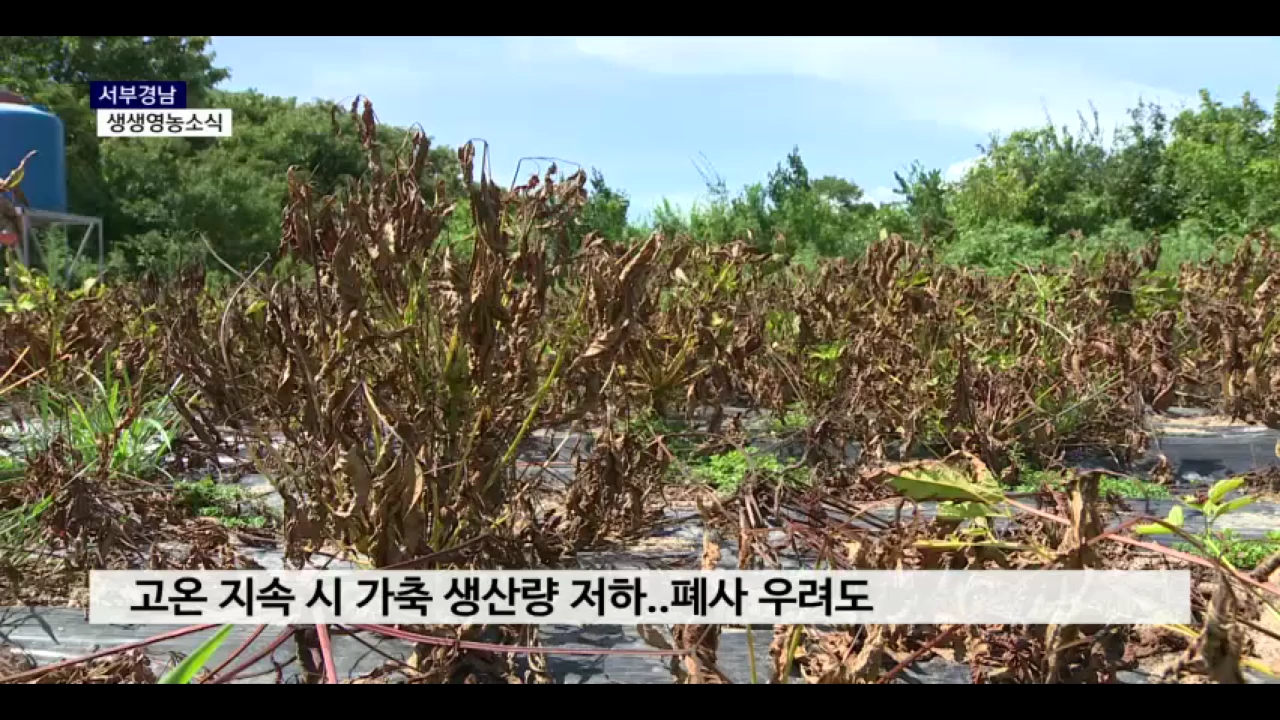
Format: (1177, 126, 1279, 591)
(639, 93, 1280, 273)
(0, 36, 464, 278)
(4, 37, 1280, 278)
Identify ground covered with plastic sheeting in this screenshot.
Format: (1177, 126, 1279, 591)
(5, 410, 1280, 684)
(5, 610, 1277, 685)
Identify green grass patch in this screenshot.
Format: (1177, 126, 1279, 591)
(623, 410, 685, 437)
(1, 447, 50, 578)
(0, 495, 52, 571)
(1011, 469, 1069, 493)
(0, 452, 22, 481)
(767, 404, 811, 433)
(620, 410, 700, 462)
(1097, 475, 1172, 500)
(689, 446, 808, 494)
(174, 477, 275, 530)
(22, 357, 182, 481)
(1175, 530, 1280, 571)
(1012, 469, 1171, 499)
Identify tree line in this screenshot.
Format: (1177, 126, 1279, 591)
(634, 91, 1280, 273)
(4, 36, 1279, 279)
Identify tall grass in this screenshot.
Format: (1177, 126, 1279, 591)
(20, 352, 182, 481)
(0, 348, 181, 589)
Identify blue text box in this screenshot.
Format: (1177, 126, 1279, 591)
(89, 81, 187, 110)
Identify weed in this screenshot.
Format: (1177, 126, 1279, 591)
(622, 411, 700, 465)
(1175, 530, 1280, 571)
(624, 410, 684, 437)
(0, 495, 52, 577)
(174, 477, 274, 530)
(768, 403, 810, 433)
(0, 452, 21, 481)
(690, 447, 806, 494)
(1098, 476, 1173, 500)
(22, 354, 180, 480)
(1011, 468, 1069, 493)
(805, 341, 844, 392)
(1012, 469, 1171, 500)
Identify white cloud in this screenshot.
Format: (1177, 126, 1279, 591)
(569, 37, 1191, 138)
(865, 186, 900, 206)
(944, 156, 983, 183)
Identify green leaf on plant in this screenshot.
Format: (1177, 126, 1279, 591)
(1135, 504, 1184, 535)
(1219, 495, 1257, 515)
(1208, 477, 1245, 504)
(888, 464, 1005, 505)
(157, 624, 233, 684)
(937, 501, 1002, 520)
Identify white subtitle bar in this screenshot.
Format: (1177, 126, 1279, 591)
(97, 108, 233, 137)
(89, 569, 1191, 625)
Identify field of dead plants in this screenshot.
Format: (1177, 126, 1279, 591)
(2, 101, 1280, 684)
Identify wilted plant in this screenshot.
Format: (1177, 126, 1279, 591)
(162, 99, 668, 576)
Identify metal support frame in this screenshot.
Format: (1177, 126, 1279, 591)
(13, 206, 104, 287)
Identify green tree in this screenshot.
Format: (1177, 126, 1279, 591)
(0, 36, 230, 233)
(950, 113, 1110, 239)
(1102, 100, 1178, 230)
(766, 146, 811, 209)
(577, 168, 631, 242)
(646, 147, 890, 258)
(3, 38, 467, 275)
(1165, 89, 1280, 232)
(812, 175, 874, 214)
(893, 162, 952, 242)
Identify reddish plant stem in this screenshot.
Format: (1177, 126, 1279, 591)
(1005, 497, 1068, 525)
(0, 623, 218, 684)
(336, 625, 422, 674)
(201, 625, 266, 683)
(1006, 496, 1280, 597)
(316, 623, 339, 684)
(1105, 534, 1280, 597)
(351, 624, 690, 658)
(1085, 515, 1146, 545)
(210, 627, 298, 685)
(878, 624, 960, 684)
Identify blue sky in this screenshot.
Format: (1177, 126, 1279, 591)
(210, 36, 1280, 221)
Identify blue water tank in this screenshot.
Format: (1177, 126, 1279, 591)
(0, 98, 69, 213)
